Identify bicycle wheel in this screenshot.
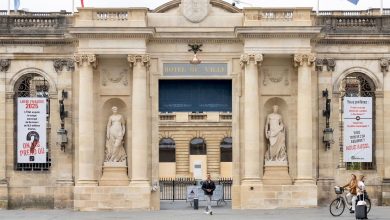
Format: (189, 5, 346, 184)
(365, 198, 371, 214)
(330, 198, 345, 216)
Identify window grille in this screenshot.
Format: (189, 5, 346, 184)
(189, 138, 207, 155)
(159, 138, 176, 162)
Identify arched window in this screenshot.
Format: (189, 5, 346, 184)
(14, 73, 51, 171)
(190, 138, 206, 155)
(340, 72, 375, 170)
(220, 137, 232, 162)
(159, 138, 176, 162)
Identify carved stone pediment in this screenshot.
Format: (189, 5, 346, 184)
(181, 0, 210, 23)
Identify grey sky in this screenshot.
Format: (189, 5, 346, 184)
(1, 0, 389, 12)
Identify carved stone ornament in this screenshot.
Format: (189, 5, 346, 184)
(315, 59, 324, 72)
(240, 53, 263, 67)
(294, 54, 316, 67)
(74, 54, 98, 69)
(263, 67, 289, 86)
(127, 54, 150, 68)
(380, 58, 389, 74)
(326, 58, 336, 72)
(0, 59, 10, 72)
(53, 58, 75, 73)
(315, 58, 336, 72)
(102, 69, 129, 86)
(182, 0, 210, 23)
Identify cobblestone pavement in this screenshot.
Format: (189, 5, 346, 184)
(0, 201, 389, 220)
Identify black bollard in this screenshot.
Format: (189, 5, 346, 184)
(194, 197, 199, 210)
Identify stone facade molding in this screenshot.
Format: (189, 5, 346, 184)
(53, 58, 75, 73)
(294, 53, 316, 67)
(240, 53, 263, 67)
(74, 54, 98, 69)
(380, 58, 389, 74)
(0, 59, 10, 72)
(127, 54, 150, 68)
(315, 58, 335, 72)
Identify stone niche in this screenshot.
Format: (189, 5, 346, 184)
(98, 98, 130, 186)
(262, 97, 292, 185)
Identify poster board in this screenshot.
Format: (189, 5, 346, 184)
(17, 97, 47, 163)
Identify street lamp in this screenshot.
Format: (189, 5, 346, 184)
(322, 89, 333, 150)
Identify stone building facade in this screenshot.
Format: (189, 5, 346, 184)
(0, 0, 390, 210)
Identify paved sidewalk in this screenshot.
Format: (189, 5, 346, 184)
(0, 202, 389, 220)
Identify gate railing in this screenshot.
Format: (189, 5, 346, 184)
(159, 177, 233, 201)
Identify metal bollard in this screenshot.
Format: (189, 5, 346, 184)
(193, 197, 199, 210)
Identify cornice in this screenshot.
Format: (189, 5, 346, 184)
(315, 38, 390, 45)
(235, 26, 322, 39)
(148, 38, 242, 44)
(69, 27, 155, 39)
(0, 39, 75, 45)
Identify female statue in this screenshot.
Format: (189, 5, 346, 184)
(105, 106, 127, 162)
(265, 105, 287, 162)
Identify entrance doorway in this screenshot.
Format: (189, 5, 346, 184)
(158, 79, 233, 209)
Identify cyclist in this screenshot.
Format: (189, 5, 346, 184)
(342, 174, 358, 213)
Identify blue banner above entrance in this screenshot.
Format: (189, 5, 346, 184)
(163, 63, 228, 76)
(159, 80, 232, 112)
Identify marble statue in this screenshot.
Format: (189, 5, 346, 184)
(105, 106, 127, 162)
(265, 105, 287, 162)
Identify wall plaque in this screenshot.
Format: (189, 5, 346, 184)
(163, 63, 228, 76)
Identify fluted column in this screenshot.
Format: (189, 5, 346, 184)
(128, 54, 150, 185)
(294, 54, 316, 184)
(0, 60, 9, 185)
(74, 54, 98, 185)
(240, 53, 263, 182)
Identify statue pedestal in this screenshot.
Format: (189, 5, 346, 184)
(99, 161, 129, 186)
(263, 161, 292, 185)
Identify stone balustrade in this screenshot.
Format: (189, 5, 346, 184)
(244, 8, 312, 26)
(159, 112, 232, 123)
(316, 15, 390, 33)
(75, 8, 147, 27)
(0, 11, 68, 35)
(96, 10, 128, 21)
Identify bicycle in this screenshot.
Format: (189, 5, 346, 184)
(329, 186, 371, 216)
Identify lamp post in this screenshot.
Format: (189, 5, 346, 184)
(322, 89, 333, 150)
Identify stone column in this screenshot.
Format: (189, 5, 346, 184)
(128, 54, 150, 186)
(74, 54, 98, 186)
(53, 58, 75, 208)
(240, 53, 263, 183)
(294, 53, 316, 184)
(381, 58, 390, 204)
(316, 58, 336, 204)
(0, 59, 10, 209)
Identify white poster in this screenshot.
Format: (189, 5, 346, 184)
(17, 97, 47, 163)
(343, 97, 372, 162)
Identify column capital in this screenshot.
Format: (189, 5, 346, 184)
(240, 53, 263, 67)
(53, 58, 75, 73)
(380, 58, 389, 74)
(74, 54, 98, 69)
(294, 53, 316, 67)
(0, 59, 10, 72)
(127, 54, 150, 68)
